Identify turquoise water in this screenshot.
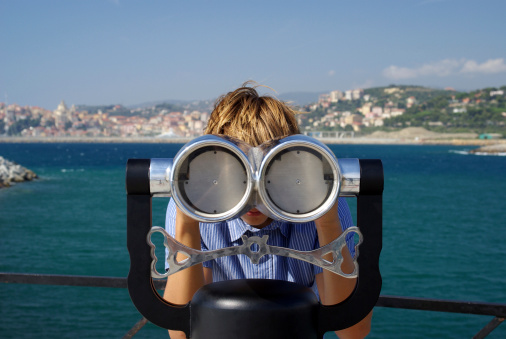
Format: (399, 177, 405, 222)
(0, 143, 505, 338)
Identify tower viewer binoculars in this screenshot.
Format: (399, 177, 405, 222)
(126, 134, 383, 338)
(148, 134, 361, 222)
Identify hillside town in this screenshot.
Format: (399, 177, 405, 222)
(302, 87, 505, 133)
(303, 88, 408, 131)
(0, 86, 504, 139)
(0, 101, 210, 139)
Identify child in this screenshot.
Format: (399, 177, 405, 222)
(164, 82, 372, 338)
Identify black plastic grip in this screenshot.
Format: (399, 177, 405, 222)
(126, 159, 151, 195)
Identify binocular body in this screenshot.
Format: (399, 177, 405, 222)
(126, 147, 383, 338)
(149, 134, 360, 223)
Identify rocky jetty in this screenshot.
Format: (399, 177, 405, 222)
(0, 156, 38, 188)
(470, 144, 506, 155)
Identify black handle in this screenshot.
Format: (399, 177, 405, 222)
(126, 159, 191, 336)
(316, 159, 383, 335)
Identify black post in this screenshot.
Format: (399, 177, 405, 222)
(316, 159, 383, 336)
(126, 159, 191, 336)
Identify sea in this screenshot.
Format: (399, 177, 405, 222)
(0, 142, 505, 339)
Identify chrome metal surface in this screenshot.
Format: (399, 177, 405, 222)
(149, 159, 173, 197)
(179, 147, 248, 214)
(169, 135, 254, 222)
(257, 135, 341, 222)
(339, 158, 360, 196)
(263, 147, 330, 214)
(148, 135, 364, 221)
(148, 226, 361, 278)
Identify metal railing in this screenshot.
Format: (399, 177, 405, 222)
(1, 272, 505, 338)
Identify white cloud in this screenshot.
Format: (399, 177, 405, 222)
(382, 66, 418, 80)
(328, 70, 335, 76)
(383, 58, 506, 80)
(461, 58, 506, 74)
(417, 59, 462, 77)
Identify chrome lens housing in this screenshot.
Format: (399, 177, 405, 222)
(257, 135, 341, 222)
(169, 135, 254, 222)
(159, 134, 349, 223)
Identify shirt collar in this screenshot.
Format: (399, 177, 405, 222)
(228, 218, 290, 242)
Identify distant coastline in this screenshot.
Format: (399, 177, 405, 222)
(0, 136, 191, 144)
(1, 135, 504, 146)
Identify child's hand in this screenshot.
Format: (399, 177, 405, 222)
(314, 200, 341, 234)
(175, 205, 200, 228)
(174, 205, 201, 249)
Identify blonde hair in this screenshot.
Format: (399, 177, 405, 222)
(205, 82, 300, 146)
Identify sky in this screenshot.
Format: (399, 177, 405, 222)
(1, 0, 505, 109)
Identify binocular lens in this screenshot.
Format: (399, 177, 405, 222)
(264, 146, 334, 215)
(176, 146, 248, 215)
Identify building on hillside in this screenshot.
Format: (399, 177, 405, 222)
(358, 103, 372, 116)
(372, 106, 383, 116)
(352, 89, 364, 100)
(330, 90, 343, 103)
(54, 100, 71, 127)
(340, 113, 363, 131)
(490, 90, 504, 97)
(406, 96, 417, 108)
(200, 112, 209, 122)
(453, 107, 467, 114)
(363, 116, 384, 127)
(390, 109, 405, 117)
(384, 87, 400, 94)
(318, 93, 331, 105)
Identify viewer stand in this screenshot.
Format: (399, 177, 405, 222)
(126, 138, 383, 339)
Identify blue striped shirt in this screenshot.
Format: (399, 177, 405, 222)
(165, 198, 355, 294)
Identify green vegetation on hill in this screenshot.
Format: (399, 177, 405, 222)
(7, 118, 41, 136)
(364, 85, 448, 105)
(384, 86, 506, 134)
(154, 103, 184, 113)
(308, 85, 451, 119)
(76, 105, 118, 115)
(76, 103, 185, 118)
(301, 85, 505, 135)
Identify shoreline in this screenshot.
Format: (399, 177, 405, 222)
(0, 136, 504, 146)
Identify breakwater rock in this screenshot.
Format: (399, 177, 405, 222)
(470, 143, 506, 155)
(0, 156, 38, 188)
